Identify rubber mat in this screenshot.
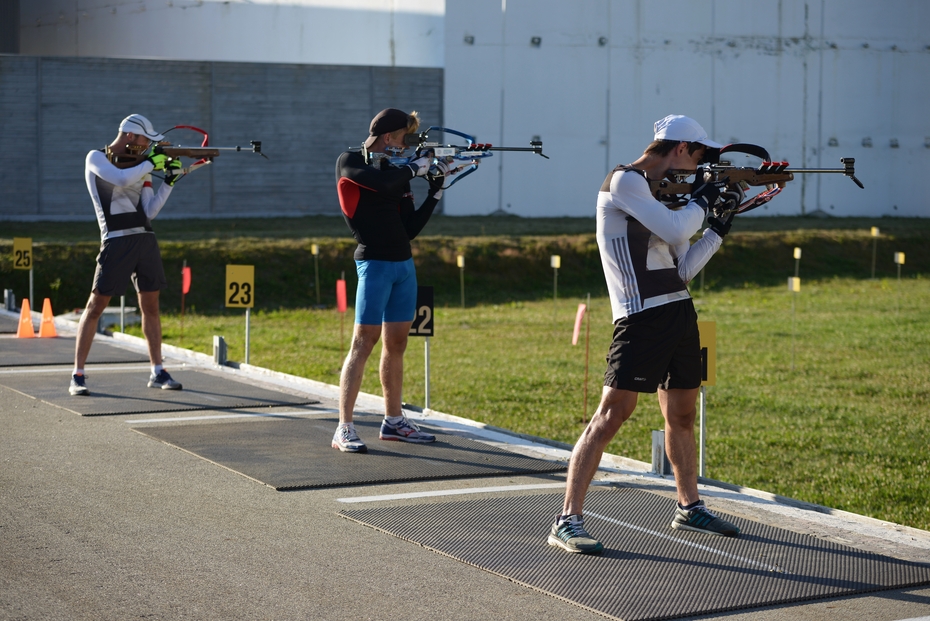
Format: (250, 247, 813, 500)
(0, 314, 19, 333)
(134, 415, 567, 490)
(340, 488, 930, 621)
(0, 335, 149, 366)
(0, 368, 318, 416)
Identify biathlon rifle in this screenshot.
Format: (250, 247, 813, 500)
(107, 125, 267, 181)
(649, 143, 863, 214)
(386, 126, 548, 188)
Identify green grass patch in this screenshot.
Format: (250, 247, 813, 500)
(126, 277, 930, 531)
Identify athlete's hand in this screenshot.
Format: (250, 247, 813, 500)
(165, 158, 183, 186)
(409, 154, 433, 177)
(691, 178, 728, 213)
(146, 148, 168, 172)
(708, 211, 735, 238)
(715, 184, 746, 216)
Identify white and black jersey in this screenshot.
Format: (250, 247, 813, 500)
(596, 165, 723, 322)
(85, 150, 174, 241)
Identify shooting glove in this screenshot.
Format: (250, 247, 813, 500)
(146, 148, 168, 172)
(409, 154, 433, 177)
(427, 160, 449, 199)
(715, 185, 746, 216)
(708, 211, 735, 238)
(691, 178, 728, 213)
(165, 158, 183, 187)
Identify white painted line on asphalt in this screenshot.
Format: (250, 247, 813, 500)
(125, 408, 339, 424)
(337, 482, 567, 503)
(586, 511, 786, 573)
(0, 364, 153, 374)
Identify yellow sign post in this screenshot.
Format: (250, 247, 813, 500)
(697, 321, 716, 476)
(225, 265, 255, 363)
(13, 237, 34, 310)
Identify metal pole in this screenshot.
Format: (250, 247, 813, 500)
(29, 268, 34, 312)
(699, 386, 707, 477)
(244, 307, 251, 365)
(424, 336, 431, 410)
(120, 295, 125, 332)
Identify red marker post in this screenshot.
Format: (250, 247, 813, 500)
(336, 273, 347, 362)
(180, 262, 191, 344)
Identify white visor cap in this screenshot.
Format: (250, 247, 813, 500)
(653, 115, 723, 149)
(118, 114, 165, 141)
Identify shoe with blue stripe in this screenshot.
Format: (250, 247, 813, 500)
(547, 514, 604, 554)
(671, 500, 740, 537)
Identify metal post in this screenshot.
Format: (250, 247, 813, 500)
(312, 243, 320, 306)
(29, 268, 34, 312)
(244, 308, 251, 365)
(699, 386, 707, 477)
(870, 227, 879, 279)
(457, 255, 465, 308)
(120, 295, 125, 332)
(424, 336, 431, 410)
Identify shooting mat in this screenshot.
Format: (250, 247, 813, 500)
(0, 367, 318, 416)
(340, 488, 930, 621)
(0, 335, 149, 367)
(134, 415, 567, 490)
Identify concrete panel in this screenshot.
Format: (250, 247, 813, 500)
(0, 56, 442, 220)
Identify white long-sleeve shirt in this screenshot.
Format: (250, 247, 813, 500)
(85, 150, 174, 240)
(596, 165, 723, 321)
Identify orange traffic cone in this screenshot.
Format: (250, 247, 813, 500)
(39, 298, 58, 338)
(16, 299, 36, 338)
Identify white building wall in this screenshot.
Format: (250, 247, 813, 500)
(19, 0, 445, 68)
(443, 0, 930, 217)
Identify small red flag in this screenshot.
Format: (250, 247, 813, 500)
(336, 279, 347, 313)
(572, 303, 587, 345)
(181, 266, 192, 294)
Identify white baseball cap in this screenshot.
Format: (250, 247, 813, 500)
(118, 114, 165, 141)
(653, 114, 723, 149)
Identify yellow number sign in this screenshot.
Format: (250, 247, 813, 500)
(697, 321, 716, 386)
(13, 237, 32, 270)
(225, 265, 255, 308)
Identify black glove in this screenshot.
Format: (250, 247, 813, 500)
(715, 185, 746, 216)
(708, 211, 735, 238)
(691, 178, 729, 213)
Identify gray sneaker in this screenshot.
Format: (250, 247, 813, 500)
(148, 370, 182, 390)
(332, 424, 367, 453)
(671, 500, 740, 537)
(69, 374, 89, 396)
(547, 514, 604, 555)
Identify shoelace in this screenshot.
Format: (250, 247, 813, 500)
(339, 427, 361, 442)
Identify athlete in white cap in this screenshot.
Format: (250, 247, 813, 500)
(70, 114, 184, 396)
(547, 115, 742, 555)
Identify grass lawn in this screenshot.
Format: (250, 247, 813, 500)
(126, 276, 930, 531)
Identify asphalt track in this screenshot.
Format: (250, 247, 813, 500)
(2, 309, 929, 621)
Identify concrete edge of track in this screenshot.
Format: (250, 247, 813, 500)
(4, 308, 929, 563)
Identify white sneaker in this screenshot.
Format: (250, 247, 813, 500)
(332, 424, 367, 453)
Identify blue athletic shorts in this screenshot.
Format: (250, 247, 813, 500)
(354, 258, 417, 325)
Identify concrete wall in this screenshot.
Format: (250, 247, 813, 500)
(19, 0, 444, 68)
(0, 55, 443, 219)
(442, 0, 930, 217)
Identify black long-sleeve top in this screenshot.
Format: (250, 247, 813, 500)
(335, 150, 439, 261)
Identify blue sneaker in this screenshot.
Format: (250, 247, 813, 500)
(379, 415, 435, 443)
(671, 500, 740, 537)
(69, 374, 89, 396)
(148, 369, 182, 390)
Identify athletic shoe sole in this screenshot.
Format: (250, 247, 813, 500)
(546, 534, 604, 555)
(69, 387, 89, 396)
(670, 520, 738, 537)
(378, 434, 435, 443)
(331, 441, 367, 453)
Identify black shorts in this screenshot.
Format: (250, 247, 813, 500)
(92, 234, 167, 297)
(604, 299, 701, 393)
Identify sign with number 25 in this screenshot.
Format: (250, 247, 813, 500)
(225, 265, 254, 308)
